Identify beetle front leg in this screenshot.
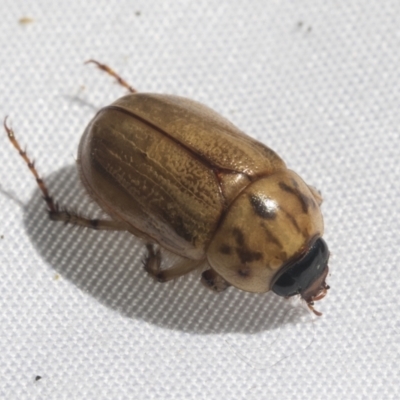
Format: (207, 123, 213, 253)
(143, 244, 204, 283)
(201, 268, 231, 292)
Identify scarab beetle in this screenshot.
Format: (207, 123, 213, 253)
(5, 60, 329, 315)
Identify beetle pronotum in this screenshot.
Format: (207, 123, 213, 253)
(5, 60, 329, 315)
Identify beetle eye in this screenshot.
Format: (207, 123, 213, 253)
(271, 238, 329, 298)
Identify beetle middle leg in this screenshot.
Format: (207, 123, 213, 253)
(4, 117, 129, 232)
(85, 59, 137, 93)
(144, 244, 204, 283)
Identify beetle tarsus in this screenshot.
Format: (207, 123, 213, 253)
(4, 117, 58, 213)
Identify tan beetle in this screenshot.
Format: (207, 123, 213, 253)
(5, 60, 329, 315)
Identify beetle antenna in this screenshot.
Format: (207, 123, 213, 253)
(85, 59, 137, 94)
(4, 116, 58, 213)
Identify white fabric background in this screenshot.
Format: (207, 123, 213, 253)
(1, 1, 399, 399)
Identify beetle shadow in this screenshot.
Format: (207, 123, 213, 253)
(22, 165, 310, 334)
(62, 95, 99, 112)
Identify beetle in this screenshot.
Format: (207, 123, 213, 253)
(5, 60, 329, 315)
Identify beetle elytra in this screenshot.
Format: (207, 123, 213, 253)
(5, 60, 329, 315)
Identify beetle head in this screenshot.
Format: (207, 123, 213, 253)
(271, 238, 330, 316)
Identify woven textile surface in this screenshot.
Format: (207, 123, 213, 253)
(1, 1, 399, 399)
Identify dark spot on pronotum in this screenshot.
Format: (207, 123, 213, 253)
(35, 376, 42, 381)
(249, 194, 276, 220)
(260, 223, 282, 248)
(232, 227, 263, 263)
(279, 181, 296, 195)
(291, 178, 315, 210)
(219, 244, 231, 254)
(298, 192, 313, 212)
(281, 209, 302, 235)
(238, 266, 251, 277)
(279, 181, 311, 213)
(236, 247, 262, 264)
(232, 227, 245, 246)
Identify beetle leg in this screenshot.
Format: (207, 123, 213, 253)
(4, 118, 128, 232)
(201, 268, 231, 293)
(308, 185, 323, 206)
(4, 118, 130, 232)
(85, 60, 137, 93)
(49, 210, 129, 231)
(143, 244, 203, 283)
(4, 117, 58, 213)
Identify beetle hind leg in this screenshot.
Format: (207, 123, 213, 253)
(143, 244, 203, 283)
(4, 117, 58, 213)
(49, 210, 129, 231)
(201, 268, 231, 292)
(4, 117, 130, 233)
